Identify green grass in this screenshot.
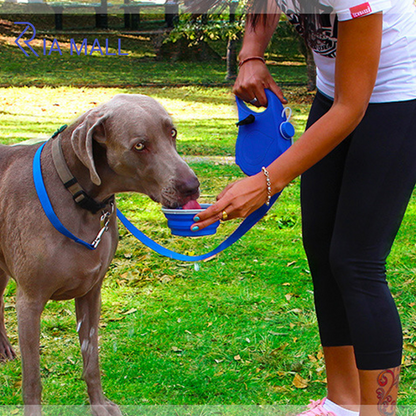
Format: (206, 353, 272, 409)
(1, 86, 416, 411)
(0, 17, 308, 87)
(0, 47, 307, 88)
(0, 13, 415, 409)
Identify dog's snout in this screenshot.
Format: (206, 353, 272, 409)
(160, 166, 200, 209)
(175, 175, 200, 196)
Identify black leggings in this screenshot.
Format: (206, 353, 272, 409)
(301, 92, 416, 370)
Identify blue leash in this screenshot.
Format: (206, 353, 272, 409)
(33, 142, 279, 260)
(116, 194, 279, 262)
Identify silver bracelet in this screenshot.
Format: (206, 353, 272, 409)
(261, 167, 272, 206)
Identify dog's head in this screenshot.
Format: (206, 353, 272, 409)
(70, 94, 200, 208)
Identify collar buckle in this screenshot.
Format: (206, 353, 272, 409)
(91, 203, 115, 249)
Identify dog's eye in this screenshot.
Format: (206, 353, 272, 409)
(171, 128, 177, 139)
(134, 142, 145, 152)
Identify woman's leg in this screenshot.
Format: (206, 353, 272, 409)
(359, 367, 400, 416)
(324, 346, 360, 411)
(301, 92, 361, 408)
(327, 99, 416, 414)
(302, 96, 416, 412)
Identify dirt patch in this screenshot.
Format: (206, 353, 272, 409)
(0, 19, 16, 36)
(284, 86, 316, 105)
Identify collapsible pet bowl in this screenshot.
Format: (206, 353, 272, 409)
(162, 204, 220, 237)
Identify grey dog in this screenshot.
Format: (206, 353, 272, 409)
(0, 94, 200, 416)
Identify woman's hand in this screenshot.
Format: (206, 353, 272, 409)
(233, 60, 287, 107)
(191, 173, 273, 232)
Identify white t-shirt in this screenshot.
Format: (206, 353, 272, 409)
(275, 0, 416, 102)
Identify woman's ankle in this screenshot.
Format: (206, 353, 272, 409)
(324, 397, 359, 415)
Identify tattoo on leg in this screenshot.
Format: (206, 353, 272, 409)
(377, 367, 400, 416)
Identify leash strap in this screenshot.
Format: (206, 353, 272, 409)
(33, 143, 96, 250)
(116, 193, 279, 262)
(33, 140, 280, 260)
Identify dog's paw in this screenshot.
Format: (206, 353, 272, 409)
(0, 332, 16, 362)
(91, 400, 123, 416)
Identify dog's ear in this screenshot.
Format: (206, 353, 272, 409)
(71, 110, 109, 186)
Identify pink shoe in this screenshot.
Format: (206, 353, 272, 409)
(298, 398, 336, 416)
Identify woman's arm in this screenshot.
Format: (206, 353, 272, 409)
(192, 13, 383, 229)
(233, 0, 285, 106)
(267, 13, 383, 193)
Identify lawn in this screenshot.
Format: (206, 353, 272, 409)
(0, 14, 416, 414)
(1, 86, 416, 413)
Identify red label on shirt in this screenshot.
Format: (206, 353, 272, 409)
(350, 2, 372, 18)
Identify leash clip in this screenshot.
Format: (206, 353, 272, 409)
(91, 203, 114, 249)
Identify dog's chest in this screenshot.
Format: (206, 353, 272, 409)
(49, 245, 116, 300)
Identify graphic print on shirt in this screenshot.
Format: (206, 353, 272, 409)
(277, 0, 338, 58)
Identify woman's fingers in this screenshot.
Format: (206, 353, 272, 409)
(191, 174, 268, 232)
(191, 181, 241, 231)
(252, 88, 268, 107)
(233, 60, 287, 106)
(191, 199, 230, 232)
(233, 61, 270, 104)
(269, 82, 287, 104)
(252, 80, 287, 106)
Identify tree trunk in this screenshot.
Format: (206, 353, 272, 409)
(226, 0, 239, 81)
(298, 37, 316, 91)
(305, 44, 316, 91)
(226, 38, 238, 80)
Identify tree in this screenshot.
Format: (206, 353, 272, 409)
(297, 34, 317, 91)
(160, 4, 316, 89)
(159, 8, 243, 80)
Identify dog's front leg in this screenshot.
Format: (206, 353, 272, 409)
(16, 290, 47, 416)
(75, 283, 122, 416)
(0, 271, 16, 361)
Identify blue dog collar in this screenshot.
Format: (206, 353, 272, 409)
(33, 143, 98, 250)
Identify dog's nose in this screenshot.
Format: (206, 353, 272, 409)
(175, 175, 200, 196)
